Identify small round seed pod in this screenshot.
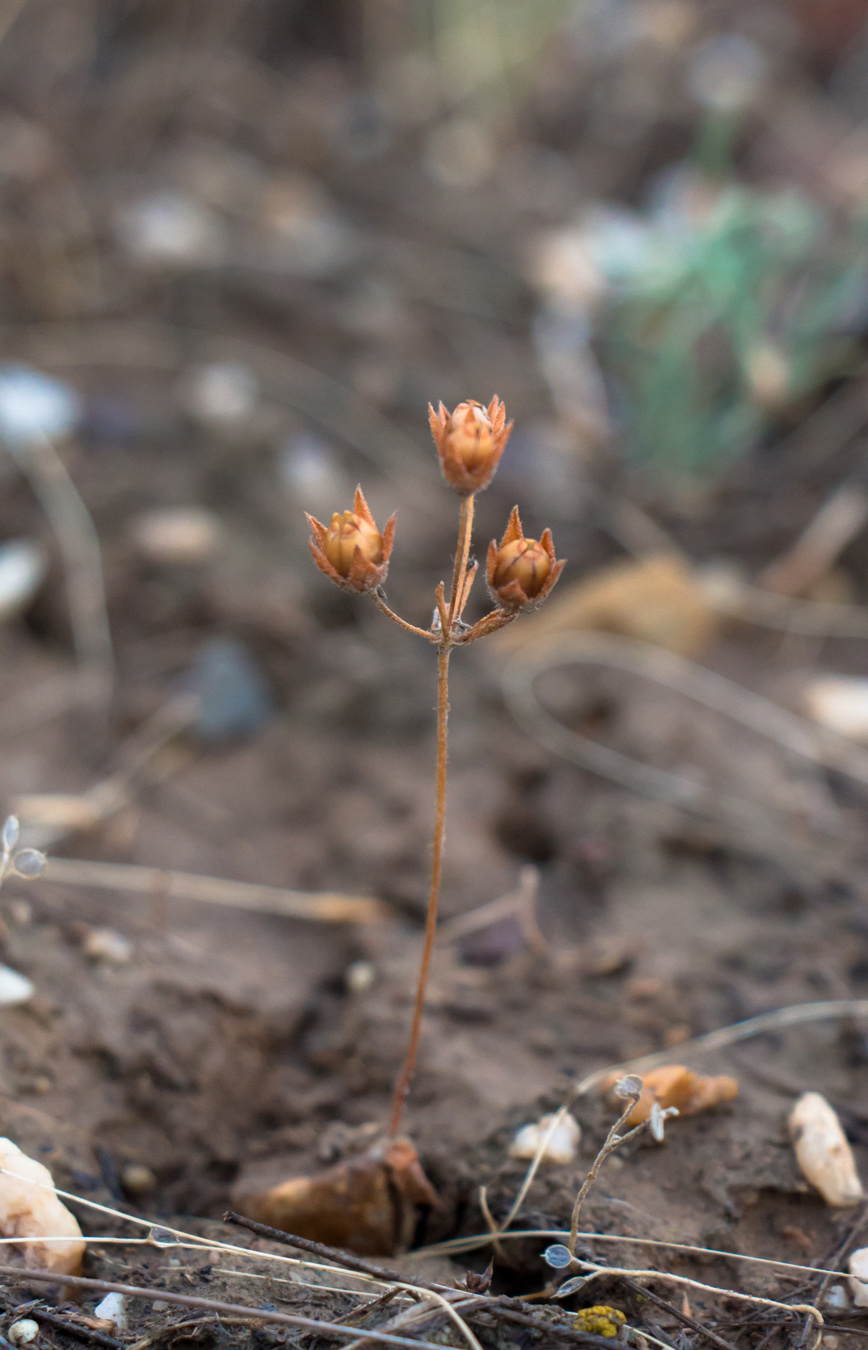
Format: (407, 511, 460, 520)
(306, 486, 395, 594)
(486, 506, 565, 611)
(428, 397, 512, 495)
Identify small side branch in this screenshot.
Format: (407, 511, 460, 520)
(371, 590, 434, 641)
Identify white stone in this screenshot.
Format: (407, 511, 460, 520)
(803, 677, 868, 743)
(131, 508, 221, 566)
(0, 541, 46, 620)
(789, 1093, 863, 1207)
(183, 363, 257, 425)
(509, 1112, 581, 1165)
(8, 1319, 39, 1343)
(825, 1283, 850, 1312)
(82, 928, 133, 965)
(0, 366, 81, 446)
(849, 1249, 868, 1306)
(94, 1294, 126, 1330)
(0, 966, 34, 1006)
(0, 1138, 84, 1274)
(116, 193, 224, 266)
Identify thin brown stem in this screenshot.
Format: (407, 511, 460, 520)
(567, 1097, 643, 1254)
(371, 591, 435, 641)
(388, 644, 451, 1137)
(447, 494, 475, 629)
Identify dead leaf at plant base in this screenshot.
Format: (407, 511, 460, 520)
(602, 1064, 739, 1126)
(232, 1136, 439, 1257)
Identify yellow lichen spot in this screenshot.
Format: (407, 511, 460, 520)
(574, 1306, 626, 1337)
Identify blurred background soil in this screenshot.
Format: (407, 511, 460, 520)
(5, 0, 868, 1339)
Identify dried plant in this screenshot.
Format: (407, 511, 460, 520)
(307, 399, 565, 1138)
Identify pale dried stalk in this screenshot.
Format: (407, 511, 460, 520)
(38, 856, 386, 924)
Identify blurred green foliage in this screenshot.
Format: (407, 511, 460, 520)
(598, 184, 868, 482)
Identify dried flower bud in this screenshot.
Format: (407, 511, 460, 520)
(486, 507, 565, 611)
(307, 486, 395, 594)
(428, 397, 512, 495)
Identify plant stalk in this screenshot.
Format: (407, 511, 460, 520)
(389, 495, 475, 1137)
(388, 643, 451, 1136)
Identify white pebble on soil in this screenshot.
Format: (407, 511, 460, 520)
(849, 1248, 868, 1306)
(131, 508, 222, 566)
(0, 540, 46, 621)
(8, 1319, 39, 1344)
(509, 1112, 581, 1164)
(82, 928, 133, 964)
(789, 1092, 864, 1207)
(94, 1294, 126, 1330)
(0, 965, 34, 1006)
(0, 1137, 85, 1275)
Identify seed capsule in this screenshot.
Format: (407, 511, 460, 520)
(428, 396, 512, 495)
(486, 506, 565, 611)
(307, 486, 395, 593)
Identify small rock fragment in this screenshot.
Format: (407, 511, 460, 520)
(120, 1163, 156, 1196)
(345, 960, 375, 994)
(0, 365, 81, 445)
(81, 928, 133, 965)
(602, 1065, 738, 1125)
(790, 1093, 863, 1207)
(826, 1283, 850, 1312)
(116, 192, 224, 266)
(131, 508, 222, 566)
(509, 1112, 581, 1164)
(0, 966, 34, 1006)
(850, 1249, 868, 1306)
(190, 637, 273, 741)
(0, 540, 47, 621)
(183, 363, 258, 426)
(0, 1137, 85, 1275)
(803, 677, 868, 744)
(93, 1293, 126, 1331)
(8, 1320, 39, 1344)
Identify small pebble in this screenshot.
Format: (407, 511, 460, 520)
(803, 677, 868, 744)
(183, 363, 257, 425)
(849, 1248, 868, 1306)
(8, 1319, 39, 1344)
(825, 1284, 850, 1312)
(116, 192, 224, 266)
(120, 1163, 156, 1196)
(790, 1093, 864, 1207)
(510, 1112, 581, 1165)
(0, 365, 81, 445)
(0, 965, 34, 1006)
(0, 540, 47, 621)
(190, 637, 273, 741)
(131, 508, 222, 566)
(345, 961, 375, 994)
(82, 928, 133, 965)
(93, 1293, 126, 1331)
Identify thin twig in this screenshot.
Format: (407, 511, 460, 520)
(223, 1212, 417, 1288)
(37, 856, 387, 924)
(371, 591, 435, 641)
(26, 1304, 126, 1350)
(616, 1274, 739, 1350)
(568, 1093, 648, 1255)
(0, 1266, 452, 1350)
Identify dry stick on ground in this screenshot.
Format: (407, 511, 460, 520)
(22, 1304, 126, 1350)
(223, 1213, 615, 1350)
(0, 1266, 456, 1350)
(615, 1275, 739, 1350)
(38, 857, 386, 924)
